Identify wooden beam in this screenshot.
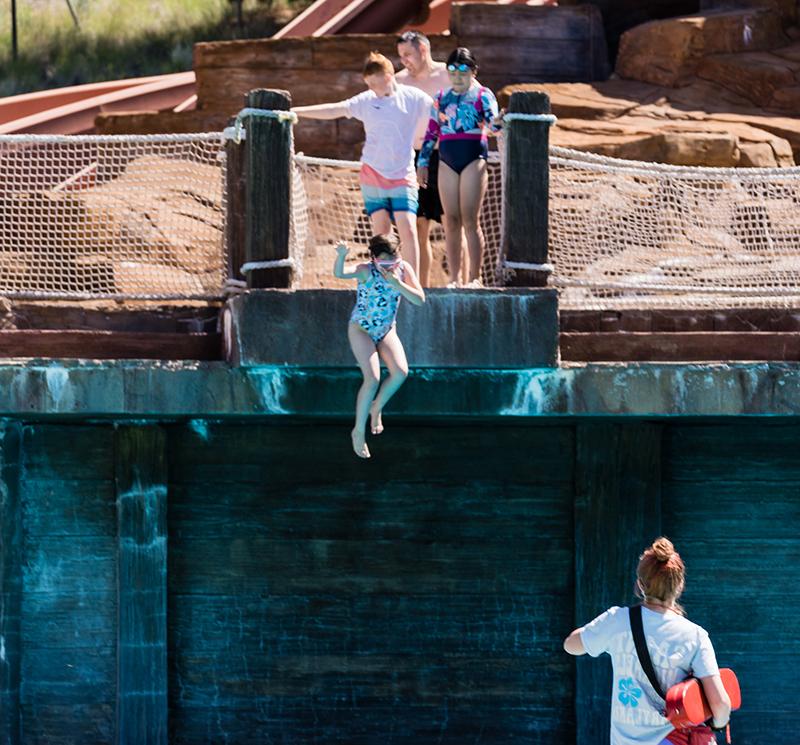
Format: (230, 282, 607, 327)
(0, 423, 23, 745)
(561, 331, 800, 362)
(114, 426, 168, 745)
(503, 90, 552, 287)
(9, 303, 221, 333)
(0, 330, 221, 360)
(244, 88, 293, 289)
(560, 308, 800, 333)
(574, 423, 662, 745)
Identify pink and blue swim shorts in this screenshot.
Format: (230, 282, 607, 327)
(359, 163, 418, 217)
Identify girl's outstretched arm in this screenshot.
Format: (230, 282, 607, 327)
(292, 102, 349, 120)
(333, 243, 368, 281)
(378, 261, 426, 306)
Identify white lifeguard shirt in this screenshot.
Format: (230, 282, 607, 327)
(581, 605, 720, 745)
(344, 84, 432, 181)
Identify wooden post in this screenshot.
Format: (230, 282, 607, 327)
(503, 90, 552, 287)
(0, 423, 23, 745)
(115, 426, 168, 745)
(244, 88, 293, 288)
(225, 116, 247, 283)
(573, 423, 662, 745)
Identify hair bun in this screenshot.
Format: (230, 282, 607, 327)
(651, 537, 675, 562)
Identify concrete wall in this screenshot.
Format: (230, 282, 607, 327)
(225, 289, 559, 368)
(2, 415, 798, 743)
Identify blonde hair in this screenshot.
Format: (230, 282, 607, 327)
(636, 537, 686, 615)
(362, 51, 395, 78)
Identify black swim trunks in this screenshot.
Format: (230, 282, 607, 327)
(414, 148, 443, 223)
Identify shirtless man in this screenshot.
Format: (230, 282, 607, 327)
(396, 30, 463, 287)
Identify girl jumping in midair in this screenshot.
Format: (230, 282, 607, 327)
(334, 234, 425, 459)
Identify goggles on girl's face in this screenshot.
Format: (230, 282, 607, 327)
(447, 63, 472, 73)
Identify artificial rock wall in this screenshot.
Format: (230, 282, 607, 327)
(96, 4, 608, 159)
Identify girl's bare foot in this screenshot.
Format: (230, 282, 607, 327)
(369, 403, 384, 435)
(351, 428, 371, 458)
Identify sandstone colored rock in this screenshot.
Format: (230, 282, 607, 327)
(496, 81, 662, 118)
(698, 52, 798, 105)
(738, 141, 780, 165)
(657, 131, 739, 165)
(501, 78, 799, 167)
(616, 9, 788, 87)
(769, 84, 800, 111)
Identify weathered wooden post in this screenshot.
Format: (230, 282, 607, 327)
(242, 88, 294, 289)
(573, 423, 663, 745)
(0, 423, 22, 745)
(115, 426, 168, 745)
(503, 90, 554, 287)
(225, 114, 247, 285)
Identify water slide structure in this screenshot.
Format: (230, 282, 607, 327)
(0, 0, 543, 134)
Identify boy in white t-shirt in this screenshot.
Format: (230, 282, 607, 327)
(564, 538, 732, 745)
(293, 52, 432, 272)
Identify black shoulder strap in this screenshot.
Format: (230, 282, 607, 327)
(629, 605, 666, 701)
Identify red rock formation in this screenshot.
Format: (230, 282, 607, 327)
(502, 2, 800, 167)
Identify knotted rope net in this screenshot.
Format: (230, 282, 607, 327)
(0, 133, 227, 300)
(291, 151, 505, 289)
(291, 145, 800, 308)
(548, 147, 800, 309)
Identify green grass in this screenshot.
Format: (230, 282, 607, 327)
(0, 0, 311, 96)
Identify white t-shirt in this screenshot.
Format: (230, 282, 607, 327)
(344, 84, 432, 181)
(581, 606, 720, 745)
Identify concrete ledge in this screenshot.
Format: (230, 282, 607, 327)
(224, 288, 559, 368)
(0, 361, 800, 418)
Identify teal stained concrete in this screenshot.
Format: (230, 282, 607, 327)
(3, 360, 800, 744)
(0, 361, 799, 418)
(226, 289, 559, 368)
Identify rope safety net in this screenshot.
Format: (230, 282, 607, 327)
(291, 151, 505, 288)
(4, 120, 800, 309)
(0, 132, 227, 300)
(291, 139, 800, 308)
(548, 148, 800, 309)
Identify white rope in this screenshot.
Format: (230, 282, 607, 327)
(0, 132, 225, 144)
(503, 113, 557, 125)
(230, 108, 299, 145)
(551, 278, 800, 295)
(240, 258, 298, 274)
(551, 145, 800, 178)
(295, 153, 362, 170)
(223, 125, 244, 142)
(503, 260, 554, 273)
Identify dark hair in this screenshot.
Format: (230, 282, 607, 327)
(368, 233, 400, 258)
(397, 30, 430, 48)
(446, 47, 478, 71)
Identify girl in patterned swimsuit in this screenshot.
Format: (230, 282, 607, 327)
(417, 47, 502, 287)
(334, 233, 425, 459)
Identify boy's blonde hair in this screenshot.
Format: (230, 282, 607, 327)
(362, 51, 395, 78)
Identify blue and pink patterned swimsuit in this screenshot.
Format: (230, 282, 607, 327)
(418, 82, 500, 174)
(349, 262, 404, 343)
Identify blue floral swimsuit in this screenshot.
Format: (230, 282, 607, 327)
(350, 262, 404, 343)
